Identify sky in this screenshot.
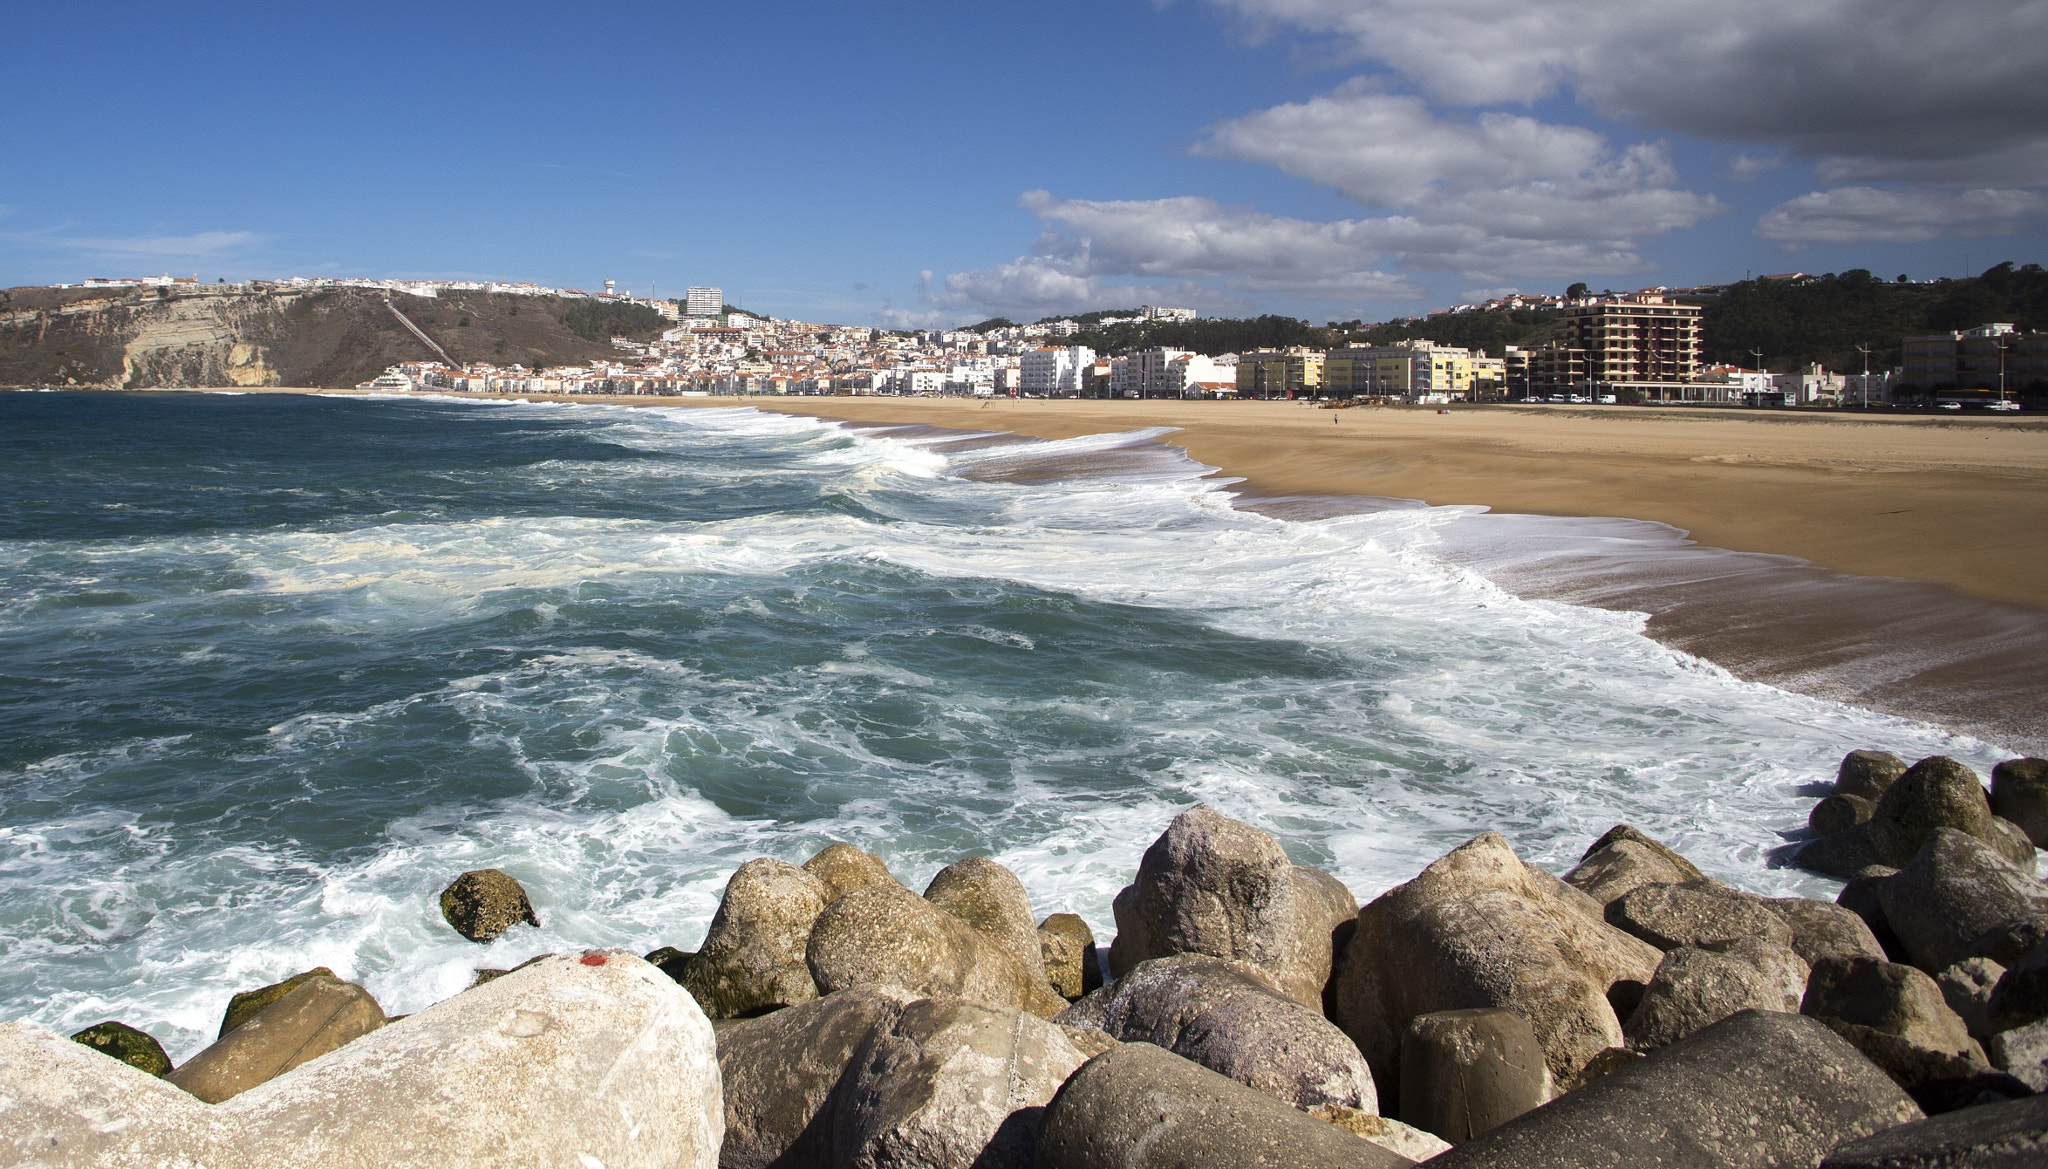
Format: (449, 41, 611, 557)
(4, 1, 2045, 328)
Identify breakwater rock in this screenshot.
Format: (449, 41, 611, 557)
(13, 751, 2048, 1166)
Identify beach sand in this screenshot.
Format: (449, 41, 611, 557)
(193, 390, 2048, 750)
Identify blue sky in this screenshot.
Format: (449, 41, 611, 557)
(4, 1, 2044, 327)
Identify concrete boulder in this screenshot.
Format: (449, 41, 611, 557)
(680, 857, 828, 1019)
(217, 967, 336, 1038)
(717, 985, 920, 1169)
(167, 974, 385, 1103)
(1058, 953, 1376, 1112)
(68, 1021, 172, 1077)
(1992, 757, 2048, 847)
(1988, 1018, 2048, 1092)
(1821, 1094, 2048, 1168)
(1877, 828, 2048, 974)
(1561, 825, 1704, 907)
(438, 868, 540, 943)
(803, 842, 897, 904)
(831, 996, 1088, 1169)
(1937, 957, 2005, 1038)
(1035, 1042, 1415, 1169)
(1969, 914, 2048, 968)
(1606, 879, 1794, 952)
(1398, 1008, 1549, 1144)
(0, 952, 722, 1168)
(1309, 1107, 1452, 1161)
(1329, 832, 1662, 1096)
(1988, 939, 2048, 1033)
(1802, 955, 2004, 1108)
(1038, 913, 1103, 1002)
(1624, 947, 1793, 1052)
(1870, 756, 2033, 869)
(1838, 750, 1910, 801)
(1810, 794, 1877, 837)
(1766, 897, 1888, 965)
(923, 857, 1067, 1018)
(1107, 806, 1355, 1009)
(806, 879, 1048, 1014)
(1422, 1010, 1924, 1169)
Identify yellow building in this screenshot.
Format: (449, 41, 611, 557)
(1234, 347, 1325, 398)
(1324, 340, 1474, 399)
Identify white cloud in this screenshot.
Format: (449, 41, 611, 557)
(1756, 187, 2048, 245)
(1206, 0, 2048, 184)
(1730, 153, 1781, 183)
(2, 228, 268, 265)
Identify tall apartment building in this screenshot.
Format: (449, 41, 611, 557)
(1018, 345, 1096, 396)
(1235, 348, 1324, 398)
(1106, 347, 1194, 398)
(1899, 323, 2047, 396)
(1541, 293, 1700, 396)
(684, 286, 724, 316)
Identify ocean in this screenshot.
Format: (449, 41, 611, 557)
(0, 390, 2012, 1060)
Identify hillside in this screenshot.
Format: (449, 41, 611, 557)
(0, 285, 670, 389)
(1697, 264, 2048, 371)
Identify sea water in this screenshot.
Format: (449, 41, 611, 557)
(0, 391, 2009, 1060)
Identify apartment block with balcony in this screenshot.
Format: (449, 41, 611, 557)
(1899, 323, 2048, 398)
(1558, 294, 1702, 398)
(1234, 347, 1324, 398)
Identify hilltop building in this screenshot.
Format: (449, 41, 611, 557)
(685, 287, 724, 317)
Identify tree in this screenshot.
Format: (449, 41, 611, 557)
(1566, 282, 1590, 299)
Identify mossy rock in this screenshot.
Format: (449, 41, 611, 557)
(221, 967, 334, 1038)
(1580, 825, 1705, 882)
(439, 869, 540, 943)
(1867, 756, 1994, 867)
(70, 1020, 172, 1077)
(644, 946, 694, 982)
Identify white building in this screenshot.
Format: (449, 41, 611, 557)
(685, 287, 724, 316)
(1018, 345, 1096, 396)
(1140, 305, 1197, 321)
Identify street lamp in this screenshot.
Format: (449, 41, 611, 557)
(1855, 343, 1871, 409)
(1750, 348, 1764, 406)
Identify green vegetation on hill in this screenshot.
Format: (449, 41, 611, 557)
(1050, 315, 1331, 357)
(561, 299, 668, 342)
(1340, 308, 1566, 358)
(1698, 264, 2048, 372)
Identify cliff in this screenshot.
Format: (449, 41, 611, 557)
(0, 285, 671, 389)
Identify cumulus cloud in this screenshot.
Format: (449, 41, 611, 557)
(1730, 153, 1781, 183)
(1756, 187, 2048, 245)
(2, 228, 268, 265)
(1205, 0, 2048, 183)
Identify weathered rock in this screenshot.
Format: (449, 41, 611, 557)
(1868, 756, 2001, 867)
(1421, 1010, 1924, 1169)
(1798, 825, 1896, 879)
(1039, 913, 1103, 1002)
(1992, 757, 2048, 847)
(1970, 915, 2048, 968)
(1988, 1017, 2048, 1092)
(1811, 793, 1878, 837)
(1988, 940, 2048, 1032)
(1766, 896, 1889, 965)
(1309, 1106, 1452, 1161)
(803, 842, 897, 904)
(1939, 957, 2006, 1038)
(167, 974, 386, 1103)
(645, 945, 693, 982)
(1561, 824, 1704, 907)
(1992, 816, 2041, 870)
(832, 996, 1088, 1169)
(717, 984, 920, 1169)
(807, 879, 1050, 1014)
(679, 857, 827, 1019)
(1819, 1019, 2017, 1113)
(1106, 807, 1353, 1009)
(1821, 1093, 2048, 1168)
(924, 857, 1066, 1017)
(69, 1021, 172, 1077)
(1878, 828, 2048, 973)
(1606, 879, 1794, 952)
(1575, 1045, 1642, 1084)
(1624, 947, 1791, 1052)
(1036, 1042, 1415, 1169)
(2, 952, 723, 1168)
(1839, 873, 1911, 961)
(1398, 1008, 1548, 1144)
(1803, 957, 1978, 1057)
(1057, 953, 1376, 1112)
(1059, 1025, 1120, 1060)
(1715, 936, 1812, 1011)
(437, 868, 539, 943)
(218, 967, 336, 1038)
(1328, 832, 1661, 1097)
(1838, 749, 1910, 801)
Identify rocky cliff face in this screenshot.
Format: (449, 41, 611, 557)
(0, 285, 667, 389)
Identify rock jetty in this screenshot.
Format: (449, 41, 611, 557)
(10, 751, 2048, 1166)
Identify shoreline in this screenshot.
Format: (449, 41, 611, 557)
(113, 387, 2048, 751)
